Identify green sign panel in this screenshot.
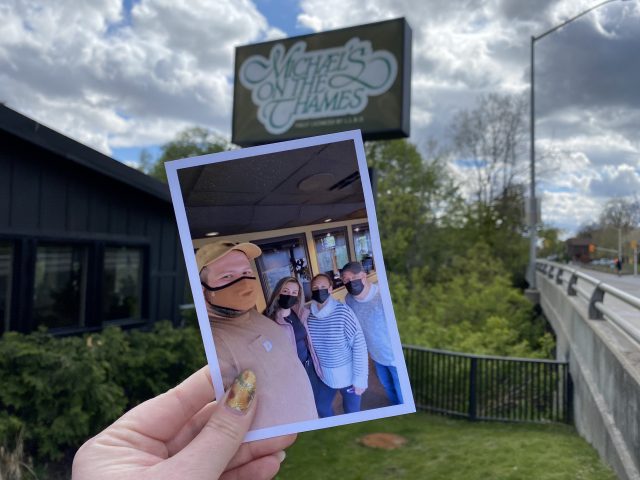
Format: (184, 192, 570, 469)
(232, 18, 412, 146)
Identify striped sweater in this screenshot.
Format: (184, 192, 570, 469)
(307, 297, 368, 389)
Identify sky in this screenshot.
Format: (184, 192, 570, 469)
(1, 0, 639, 236)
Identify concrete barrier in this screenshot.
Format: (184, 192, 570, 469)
(538, 271, 640, 480)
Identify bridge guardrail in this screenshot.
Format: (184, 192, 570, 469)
(537, 260, 640, 345)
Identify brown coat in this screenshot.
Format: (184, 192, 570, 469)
(210, 308, 318, 429)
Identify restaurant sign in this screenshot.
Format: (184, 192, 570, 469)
(232, 18, 411, 146)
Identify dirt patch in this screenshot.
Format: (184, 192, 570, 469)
(358, 433, 408, 450)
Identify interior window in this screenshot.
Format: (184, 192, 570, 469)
(313, 228, 350, 289)
(352, 224, 375, 273)
(254, 235, 311, 301)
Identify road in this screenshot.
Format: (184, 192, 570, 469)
(571, 265, 640, 341)
(576, 267, 640, 291)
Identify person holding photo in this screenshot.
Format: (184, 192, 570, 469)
(73, 366, 295, 480)
(341, 261, 403, 405)
(306, 273, 368, 417)
(197, 241, 318, 429)
(265, 276, 323, 414)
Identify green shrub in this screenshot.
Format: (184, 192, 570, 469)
(0, 331, 127, 461)
(0, 322, 205, 462)
(103, 322, 205, 407)
(393, 242, 554, 358)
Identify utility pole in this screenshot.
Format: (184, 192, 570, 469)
(618, 227, 622, 262)
(526, 0, 628, 299)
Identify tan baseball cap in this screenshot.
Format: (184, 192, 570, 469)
(196, 241, 262, 272)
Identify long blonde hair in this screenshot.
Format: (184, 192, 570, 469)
(264, 276, 304, 319)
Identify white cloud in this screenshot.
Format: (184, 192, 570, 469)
(0, 0, 277, 153)
(1, 0, 639, 237)
(589, 164, 640, 197)
(542, 191, 603, 233)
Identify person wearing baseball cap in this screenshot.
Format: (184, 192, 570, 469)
(197, 240, 318, 429)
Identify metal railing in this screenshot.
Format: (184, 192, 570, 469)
(403, 345, 571, 423)
(536, 260, 640, 345)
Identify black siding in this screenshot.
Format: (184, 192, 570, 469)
(0, 129, 186, 334)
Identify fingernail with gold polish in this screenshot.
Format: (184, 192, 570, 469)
(225, 369, 256, 414)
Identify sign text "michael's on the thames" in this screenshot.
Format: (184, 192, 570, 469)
(239, 38, 398, 135)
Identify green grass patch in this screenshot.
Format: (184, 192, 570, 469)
(277, 413, 616, 480)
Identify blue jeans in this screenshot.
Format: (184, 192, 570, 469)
(302, 358, 324, 417)
(374, 361, 403, 405)
(314, 379, 362, 417)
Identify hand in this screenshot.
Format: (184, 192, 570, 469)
(353, 386, 366, 395)
(72, 367, 296, 480)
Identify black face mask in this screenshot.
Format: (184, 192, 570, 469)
(312, 289, 330, 303)
(345, 279, 365, 296)
(277, 294, 298, 309)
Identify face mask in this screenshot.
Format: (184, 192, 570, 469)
(312, 289, 330, 304)
(277, 294, 298, 309)
(202, 276, 258, 316)
(345, 279, 365, 296)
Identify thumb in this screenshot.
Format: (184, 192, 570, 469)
(159, 370, 258, 480)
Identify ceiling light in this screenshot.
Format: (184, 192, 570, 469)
(205, 232, 219, 237)
(324, 218, 332, 223)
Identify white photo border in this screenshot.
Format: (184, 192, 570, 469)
(165, 129, 416, 442)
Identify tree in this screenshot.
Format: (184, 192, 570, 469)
(365, 139, 463, 282)
(146, 127, 232, 182)
(134, 149, 155, 176)
(576, 221, 599, 240)
(448, 93, 531, 286)
(461, 184, 530, 288)
(599, 197, 640, 231)
(538, 226, 567, 260)
(393, 242, 552, 358)
(450, 93, 528, 216)
(598, 197, 640, 259)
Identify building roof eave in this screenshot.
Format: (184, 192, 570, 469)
(0, 105, 171, 203)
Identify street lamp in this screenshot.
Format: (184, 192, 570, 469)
(527, 0, 630, 291)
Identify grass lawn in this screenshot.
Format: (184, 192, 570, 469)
(277, 412, 616, 480)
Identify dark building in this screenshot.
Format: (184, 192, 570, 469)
(0, 105, 186, 335)
(566, 237, 591, 263)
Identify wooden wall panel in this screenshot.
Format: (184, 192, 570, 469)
(39, 168, 67, 231)
(10, 159, 39, 230)
(0, 155, 11, 228)
(66, 181, 90, 232)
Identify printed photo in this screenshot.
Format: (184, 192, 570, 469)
(165, 130, 415, 441)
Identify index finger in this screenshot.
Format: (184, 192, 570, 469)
(116, 365, 216, 443)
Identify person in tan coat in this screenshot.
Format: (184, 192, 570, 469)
(197, 241, 318, 429)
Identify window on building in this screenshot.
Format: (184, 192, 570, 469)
(33, 244, 87, 329)
(103, 247, 143, 322)
(313, 227, 350, 288)
(352, 224, 375, 273)
(255, 235, 311, 302)
(0, 243, 12, 333)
